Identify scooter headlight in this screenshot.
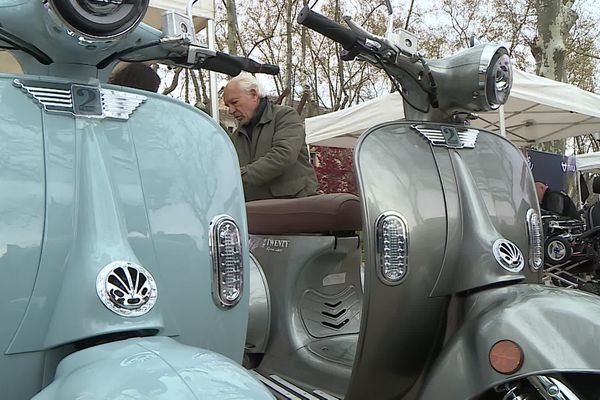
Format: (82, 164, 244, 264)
(429, 44, 513, 113)
(483, 48, 512, 109)
(48, 0, 150, 40)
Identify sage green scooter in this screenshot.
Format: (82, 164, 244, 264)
(243, 6, 600, 399)
(0, 0, 278, 398)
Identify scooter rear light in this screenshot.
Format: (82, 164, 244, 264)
(489, 340, 524, 375)
(526, 209, 543, 270)
(209, 215, 243, 308)
(375, 212, 408, 285)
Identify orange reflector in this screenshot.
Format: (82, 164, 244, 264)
(489, 340, 523, 375)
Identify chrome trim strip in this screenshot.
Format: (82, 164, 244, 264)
(411, 124, 479, 149)
(313, 390, 341, 400)
(527, 376, 580, 400)
(101, 89, 146, 120)
(14, 79, 146, 120)
(269, 375, 321, 400)
(478, 44, 504, 110)
(250, 371, 303, 400)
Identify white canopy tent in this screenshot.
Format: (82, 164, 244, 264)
(306, 69, 600, 148)
(576, 152, 600, 172)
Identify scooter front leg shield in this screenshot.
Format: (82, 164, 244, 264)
(33, 336, 274, 400)
(421, 284, 600, 399)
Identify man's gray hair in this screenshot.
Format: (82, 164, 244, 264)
(230, 72, 266, 98)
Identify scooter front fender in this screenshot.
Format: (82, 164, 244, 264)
(421, 284, 600, 399)
(33, 336, 274, 400)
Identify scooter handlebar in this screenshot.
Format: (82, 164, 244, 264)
(197, 52, 280, 76)
(297, 6, 361, 50)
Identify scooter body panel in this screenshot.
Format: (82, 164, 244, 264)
(421, 283, 600, 399)
(250, 233, 362, 397)
(347, 122, 541, 399)
(33, 337, 274, 400)
(0, 75, 250, 397)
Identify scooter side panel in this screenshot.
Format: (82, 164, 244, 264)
(33, 336, 274, 400)
(429, 127, 540, 296)
(348, 123, 449, 399)
(0, 75, 47, 399)
(420, 284, 600, 399)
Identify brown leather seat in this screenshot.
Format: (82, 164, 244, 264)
(246, 193, 362, 235)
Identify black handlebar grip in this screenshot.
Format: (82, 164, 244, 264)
(238, 57, 280, 75)
(198, 52, 280, 76)
(297, 6, 360, 50)
(257, 63, 280, 75)
(197, 53, 243, 76)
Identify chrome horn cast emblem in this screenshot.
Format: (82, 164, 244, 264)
(96, 261, 158, 317)
(492, 239, 525, 273)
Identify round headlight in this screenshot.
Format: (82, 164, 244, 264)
(48, 0, 150, 40)
(486, 50, 512, 108)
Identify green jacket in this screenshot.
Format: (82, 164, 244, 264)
(230, 101, 318, 201)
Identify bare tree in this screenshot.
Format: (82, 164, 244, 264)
(531, 0, 578, 81)
(225, 0, 239, 56)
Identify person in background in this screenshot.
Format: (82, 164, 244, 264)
(108, 62, 161, 93)
(535, 181, 579, 219)
(223, 72, 318, 202)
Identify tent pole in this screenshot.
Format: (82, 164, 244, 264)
(574, 136, 582, 207)
(498, 105, 506, 137)
(208, 18, 219, 123)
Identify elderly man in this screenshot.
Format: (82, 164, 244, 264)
(223, 72, 318, 201)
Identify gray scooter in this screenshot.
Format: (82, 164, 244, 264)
(244, 6, 600, 400)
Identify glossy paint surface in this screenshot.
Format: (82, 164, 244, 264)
(34, 336, 274, 400)
(422, 284, 600, 398)
(346, 122, 543, 399)
(0, 75, 250, 398)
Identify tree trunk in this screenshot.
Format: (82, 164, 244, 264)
(532, 0, 577, 154)
(285, 0, 294, 106)
(531, 0, 578, 82)
(226, 0, 239, 56)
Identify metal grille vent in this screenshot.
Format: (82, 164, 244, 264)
(96, 261, 158, 317)
(411, 124, 479, 149)
(492, 239, 525, 272)
(299, 286, 361, 338)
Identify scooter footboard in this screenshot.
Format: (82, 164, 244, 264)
(420, 284, 600, 399)
(33, 336, 274, 400)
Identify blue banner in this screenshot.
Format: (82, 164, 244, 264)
(527, 149, 577, 194)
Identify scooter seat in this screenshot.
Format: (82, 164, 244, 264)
(246, 193, 362, 234)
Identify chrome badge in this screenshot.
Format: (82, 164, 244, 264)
(492, 239, 525, 273)
(13, 79, 146, 120)
(412, 124, 479, 149)
(96, 261, 158, 317)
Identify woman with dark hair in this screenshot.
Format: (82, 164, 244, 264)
(108, 62, 161, 93)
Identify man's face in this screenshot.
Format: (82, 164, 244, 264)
(223, 80, 260, 125)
